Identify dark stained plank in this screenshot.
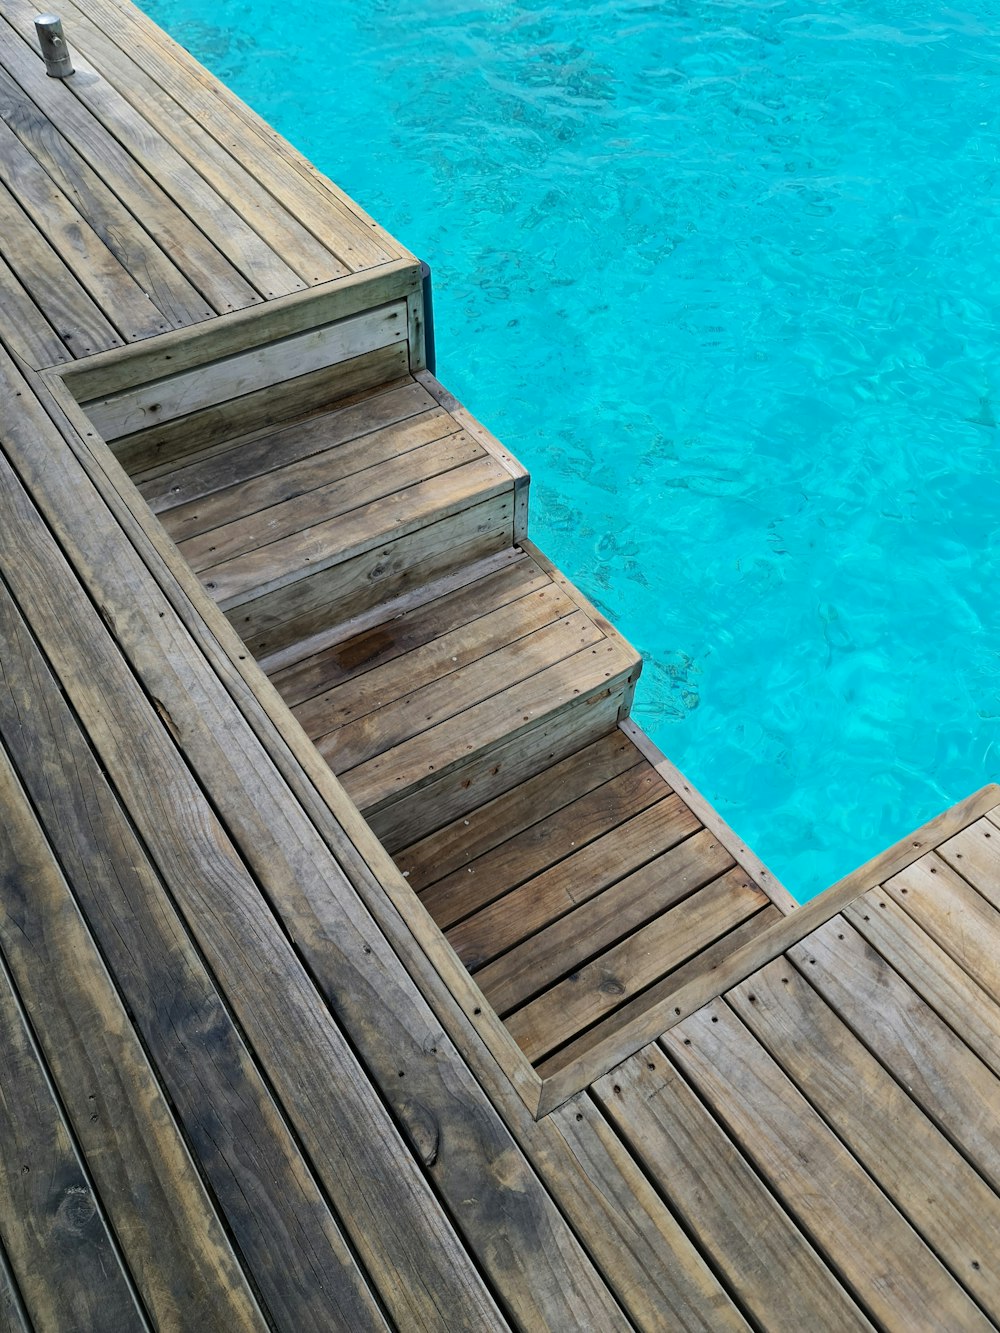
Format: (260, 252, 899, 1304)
(728, 957, 1000, 1316)
(789, 918, 1000, 1192)
(0, 943, 143, 1332)
(850, 879, 1000, 1073)
(398, 728, 643, 893)
(0, 61, 213, 329)
(472, 822, 725, 1009)
(0, 113, 167, 340)
(0, 23, 259, 314)
(0, 579, 387, 1333)
(0, 173, 121, 356)
(3, 355, 631, 1332)
(663, 1002, 992, 1330)
(508, 868, 768, 1063)
(151, 389, 445, 525)
(450, 783, 698, 965)
(594, 1047, 873, 1332)
(0, 1241, 29, 1333)
(548, 1096, 752, 1332)
(420, 759, 666, 929)
(0, 736, 269, 1331)
(535, 906, 782, 1084)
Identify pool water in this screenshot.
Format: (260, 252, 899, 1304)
(140, 0, 1000, 900)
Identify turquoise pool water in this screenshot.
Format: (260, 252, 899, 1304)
(141, 0, 1000, 900)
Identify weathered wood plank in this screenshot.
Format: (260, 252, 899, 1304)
(117, 343, 412, 476)
(0, 60, 213, 329)
(729, 956, 1000, 1316)
(0, 580, 388, 1332)
(276, 554, 549, 711)
(180, 429, 481, 575)
(0, 945, 143, 1331)
(0, 245, 68, 368)
(148, 384, 440, 519)
(38, 0, 349, 284)
(84, 302, 406, 438)
(510, 869, 768, 1064)
(320, 609, 604, 772)
(594, 1047, 873, 1331)
(0, 427, 505, 1333)
(938, 815, 1000, 914)
(341, 637, 638, 813)
(399, 728, 643, 894)
(788, 917, 1000, 1193)
(0, 173, 121, 356)
(450, 789, 698, 970)
(0, 1241, 29, 1333)
(0, 112, 167, 340)
(235, 493, 514, 660)
(5, 354, 631, 1332)
(664, 1002, 991, 1330)
(535, 906, 781, 1086)
(548, 1096, 752, 1332)
(0, 26, 260, 313)
(0, 734, 270, 1332)
(477, 828, 733, 1016)
(876, 856, 1000, 1012)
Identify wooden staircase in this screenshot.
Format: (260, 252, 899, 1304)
(126, 361, 788, 1085)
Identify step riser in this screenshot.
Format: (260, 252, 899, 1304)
(364, 670, 638, 851)
(229, 495, 515, 659)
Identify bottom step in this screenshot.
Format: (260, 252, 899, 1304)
(395, 727, 783, 1075)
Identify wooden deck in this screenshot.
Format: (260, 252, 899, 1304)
(3, 0, 1000, 1327)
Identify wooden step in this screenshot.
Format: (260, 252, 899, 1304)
(394, 727, 782, 1072)
(144, 378, 519, 657)
(265, 548, 642, 844)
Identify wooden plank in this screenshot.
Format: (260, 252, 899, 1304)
(0, 28, 260, 314)
(36, 0, 349, 285)
(0, 113, 168, 340)
(621, 719, 797, 913)
(368, 677, 629, 850)
(116, 343, 411, 476)
(0, 245, 68, 368)
(0, 61, 213, 329)
(3, 0, 305, 301)
(788, 917, 1000, 1193)
(730, 956, 1000, 1316)
(548, 1096, 752, 1332)
(321, 609, 605, 772)
(181, 429, 482, 574)
(0, 581, 388, 1332)
(533, 783, 1000, 1111)
(594, 1047, 873, 1331)
(445, 783, 698, 965)
(66, 0, 402, 268)
(939, 815, 1000, 913)
(0, 738, 270, 1332)
(341, 637, 638, 813)
(145, 380, 437, 515)
(876, 855, 1000, 1012)
(0, 173, 121, 356)
(212, 455, 508, 609)
(84, 302, 406, 438)
(0, 1242, 29, 1333)
(294, 580, 575, 744)
(477, 829, 732, 1015)
(274, 552, 548, 709)
(0, 441, 505, 1333)
(399, 728, 644, 893)
(510, 869, 768, 1064)
(421, 760, 667, 930)
(4, 357, 632, 1333)
(234, 493, 514, 660)
(0, 946, 143, 1331)
(663, 1002, 992, 1330)
(535, 906, 782, 1084)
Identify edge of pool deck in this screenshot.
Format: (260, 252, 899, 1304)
(3, 1, 1000, 1327)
